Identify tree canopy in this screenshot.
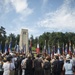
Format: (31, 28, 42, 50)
(0, 26, 75, 53)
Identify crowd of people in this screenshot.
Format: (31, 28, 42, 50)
(0, 51, 75, 75)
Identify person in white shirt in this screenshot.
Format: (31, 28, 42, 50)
(21, 57, 27, 75)
(3, 56, 11, 75)
(63, 54, 74, 75)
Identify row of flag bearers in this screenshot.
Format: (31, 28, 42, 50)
(0, 40, 75, 55)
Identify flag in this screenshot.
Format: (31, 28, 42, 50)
(47, 44, 50, 55)
(65, 44, 68, 54)
(29, 39, 32, 53)
(62, 43, 64, 55)
(43, 45, 46, 53)
(14, 43, 17, 52)
(51, 46, 55, 58)
(14, 44, 17, 50)
(23, 44, 26, 53)
(4, 43, 8, 53)
(57, 43, 60, 55)
(73, 44, 75, 54)
(0, 42, 2, 52)
(69, 41, 71, 54)
(36, 43, 40, 54)
(43, 40, 47, 53)
(8, 41, 12, 53)
(16, 45, 20, 53)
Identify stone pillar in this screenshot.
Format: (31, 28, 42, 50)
(19, 29, 29, 54)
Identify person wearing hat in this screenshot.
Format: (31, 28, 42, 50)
(3, 56, 12, 75)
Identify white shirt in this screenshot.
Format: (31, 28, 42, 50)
(64, 60, 73, 74)
(3, 62, 10, 75)
(21, 58, 27, 69)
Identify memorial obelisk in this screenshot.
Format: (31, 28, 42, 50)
(19, 29, 29, 54)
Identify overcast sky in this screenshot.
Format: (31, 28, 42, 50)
(0, 0, 75, 38)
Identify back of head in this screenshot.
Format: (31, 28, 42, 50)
(27, 53, 32, 59)
(66, 54, 70, 59)
(46, 56, 51, 61)
(55, 55, 59, 60)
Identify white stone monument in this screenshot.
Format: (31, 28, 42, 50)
(19, 29, 29, 54)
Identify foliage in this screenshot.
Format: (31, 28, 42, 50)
(1, 26, 75, 53)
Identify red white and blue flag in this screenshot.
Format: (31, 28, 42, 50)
(62, 43, 64, 55)
(29, 39, 32, 53)
(65, 44, 68, 54)
(36, 43, 40, 54)
(57, 43, 60, 55)
(8, 41, 12, 53)
(47, 44, 50, 55)
(43, 40, 47, 53)
(4, 43, 8, 53)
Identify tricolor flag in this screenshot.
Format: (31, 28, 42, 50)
(73, 44, 75, 54)
(8, 41, 12, 53)
(62, 43, 64, 55)
(47, 44, 50, 55)
(57, 43, 60, 55)
(36, 43, 40, 54)
(69, 41, 71, 54)
(4, 43, 8, 53)
(16, 45, 20, 53)
(51, 45, 55, 58)
(0, 42, 2, 52)
(14, 43, 17, 52)
(29, 39, 32, 53)
(65, 44, 68, 54)
(43, 40, 47, 53)
(23, 44, 26, 53)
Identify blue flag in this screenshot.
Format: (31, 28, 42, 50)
(14, 43, 17, 51)
(47, 44, 50, 55)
